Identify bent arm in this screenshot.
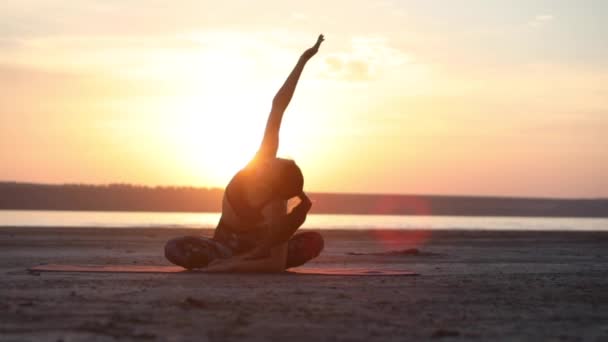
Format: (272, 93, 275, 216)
(254, 35, 325, 162)
(203, 194, 311, 273)
(245, 193, 312, 259)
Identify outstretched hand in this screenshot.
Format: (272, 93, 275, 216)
(302, 34, 325, 60)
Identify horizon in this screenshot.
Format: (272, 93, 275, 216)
(2, 180, 607, 201)
(1, 1, 607, 198)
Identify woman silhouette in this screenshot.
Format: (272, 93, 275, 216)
(165, 34, 325, 272)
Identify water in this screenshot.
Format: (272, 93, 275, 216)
(0, 210, 607, 231)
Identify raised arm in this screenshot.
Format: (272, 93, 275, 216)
(253, 34, 325, 162)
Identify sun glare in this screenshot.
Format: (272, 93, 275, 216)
(164, 96, 262, 187)
(143, 40, 329, 188)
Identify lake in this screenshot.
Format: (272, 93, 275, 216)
(0, 210, 607, 231)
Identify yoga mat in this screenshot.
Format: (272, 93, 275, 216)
(29, 264, 418, 276)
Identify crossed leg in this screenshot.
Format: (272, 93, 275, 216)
(164, 232, 324, 270)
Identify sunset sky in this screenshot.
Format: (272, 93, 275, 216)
(1, 0, 607, 198)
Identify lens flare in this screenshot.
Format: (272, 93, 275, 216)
(370, 196, 432, 250)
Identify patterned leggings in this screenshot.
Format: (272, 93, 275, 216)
(164, 231, 324, 270)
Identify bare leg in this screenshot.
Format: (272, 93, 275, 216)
(286, 231, 324, 268)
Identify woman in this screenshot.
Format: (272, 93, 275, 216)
(165, 34, 326, 272)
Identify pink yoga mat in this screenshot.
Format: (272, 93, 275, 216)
(29, 264, 418, 276)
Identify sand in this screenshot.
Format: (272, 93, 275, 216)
(1, 227, 608, 341)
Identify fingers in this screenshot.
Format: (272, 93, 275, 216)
(315, 34, 325, 47)
(301, 34, 324, 59)
(298, 192, 311, 204)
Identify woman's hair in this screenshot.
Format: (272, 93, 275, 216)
(276, 159, 304, 199)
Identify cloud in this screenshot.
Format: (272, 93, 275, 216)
(0, 29, 315, 89)
(320, 36, 410, 82)
(0, 64, 146, 114)
(323, 56, 371, 81)
(528, 14, 554, 27)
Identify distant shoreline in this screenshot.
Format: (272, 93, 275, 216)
(2, 208, 608, 219)
(1, 182, 607, 218)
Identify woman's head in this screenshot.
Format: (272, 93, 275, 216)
(276, 159, 304, 199)
(248, 158, 304, 206)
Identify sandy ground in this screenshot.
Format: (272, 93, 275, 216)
(1, 227, 608, 342)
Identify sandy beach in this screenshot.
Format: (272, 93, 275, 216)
(1, 227, 607, 341)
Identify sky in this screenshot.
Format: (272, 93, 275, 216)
(0, 0, 607, 198)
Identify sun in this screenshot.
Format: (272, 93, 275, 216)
(154, 43, 326, 188)
(164, 95, 265, 187)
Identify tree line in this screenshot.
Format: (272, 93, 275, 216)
(1, 182, 606, 217)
